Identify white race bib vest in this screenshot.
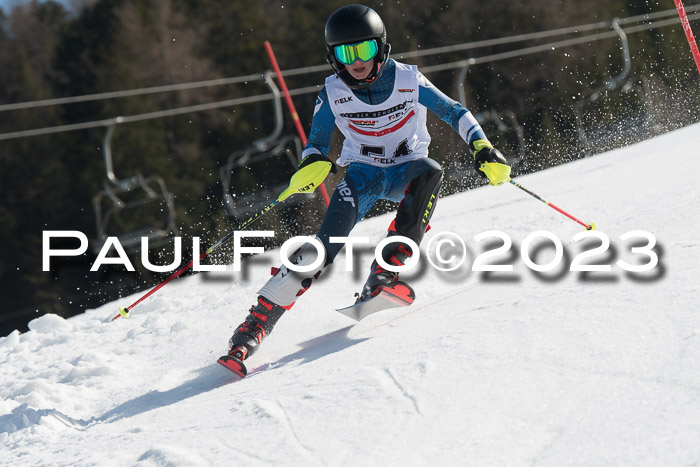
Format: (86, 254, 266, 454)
(326, 61, 430, 167)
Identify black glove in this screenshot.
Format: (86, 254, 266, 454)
(299, 153, 337, 174)
(474, 148, 507, 177)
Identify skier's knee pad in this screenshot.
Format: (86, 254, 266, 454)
(257, 238, 328, 307)
(394, 161, 443, 244)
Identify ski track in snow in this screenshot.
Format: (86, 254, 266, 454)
(1, 124, 700, 465)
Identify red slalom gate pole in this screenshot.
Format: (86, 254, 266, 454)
(264, 41, 331, 206)
(674, 0, 700, 76)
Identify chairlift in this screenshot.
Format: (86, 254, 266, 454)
(220, 71, 306, 219)
(474, 108, 526, 160)
(449, 63, 527, 179)
(454, 63, 527, 158)
(91, 123, 177, 253)
(574, 19, 656, 152)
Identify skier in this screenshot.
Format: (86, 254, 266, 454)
(225, 4, 510, 365)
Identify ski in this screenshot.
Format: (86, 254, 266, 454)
(217, 354, 248, 378)
(337, 281, 415, 321)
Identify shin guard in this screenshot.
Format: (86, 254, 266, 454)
(257, 238, 327, 308)
(391, 160, 443, 245)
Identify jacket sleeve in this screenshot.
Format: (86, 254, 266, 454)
(302, 86, 336, 159)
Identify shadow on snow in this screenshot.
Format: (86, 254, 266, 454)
(100, 325, 367, 423)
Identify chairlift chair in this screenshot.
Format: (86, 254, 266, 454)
(573, 19, 656, 152)
(474, 109, 527, 160)
(220, 135, 304, 218)
(450, 62, 527, 179)
(91, 123, 177, 254)
(220, 70, 308, 219)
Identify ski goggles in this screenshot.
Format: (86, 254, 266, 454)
(334, 40, 379, 65)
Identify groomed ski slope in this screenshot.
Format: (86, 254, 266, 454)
(1, 124, 699, 466)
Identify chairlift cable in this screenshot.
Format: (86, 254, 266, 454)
(0, 11, 698, 142)
(1, 6, 696, 114)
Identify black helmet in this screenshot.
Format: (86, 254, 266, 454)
(324, 4, 391, 89)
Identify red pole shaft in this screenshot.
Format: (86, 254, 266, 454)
(111, 198, 281, 321)
(674, 0, 700, 76)
(509, 180, 594, 230)
(110, 254, 202, 321)
(264, 41, 331, 206)
(546, 201, 591, 230)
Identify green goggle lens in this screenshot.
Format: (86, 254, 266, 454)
(334, 40, 378, 65)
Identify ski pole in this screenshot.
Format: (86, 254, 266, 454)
(110, 198, 280, 322)
(110, 156, 333, 321)
(509, 179, 596, 231)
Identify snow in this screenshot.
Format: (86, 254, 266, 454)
(2, 124, 700, 466)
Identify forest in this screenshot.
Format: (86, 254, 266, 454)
(1, 0, 699, 335)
